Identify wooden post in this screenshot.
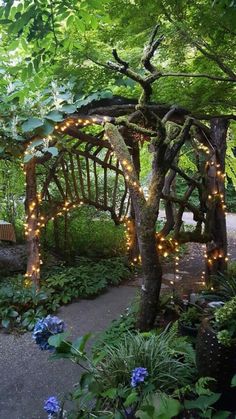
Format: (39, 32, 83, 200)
(25, 158, 40, 289)
(205, 118, 229, 280)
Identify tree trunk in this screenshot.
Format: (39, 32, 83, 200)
(25, 158, 40, 289)
(127, 217, 139, 263)
(205, 118, 229, 279)
(136, 214, 163, 331)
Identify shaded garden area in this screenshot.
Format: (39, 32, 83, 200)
(0, 0, 236, 418)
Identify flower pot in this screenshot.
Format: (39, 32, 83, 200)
(179, 321, 199, 338)
(196, 318, 236, 411)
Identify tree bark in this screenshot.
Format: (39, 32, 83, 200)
(135, 186, 164, 331)
(205, 118, 229, 279)
(25, 158, 40, 289)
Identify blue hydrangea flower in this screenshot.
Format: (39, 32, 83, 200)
(44, 396, 60, 416)
(131, 367, 148, 387)
(33, 315, 65, 350)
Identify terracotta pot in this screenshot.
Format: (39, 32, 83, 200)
(196, 318, 236, 392)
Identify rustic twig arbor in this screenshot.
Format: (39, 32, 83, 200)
(23, 26, 233, 330)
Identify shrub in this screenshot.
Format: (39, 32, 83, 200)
(94, 324, 196, 394)
(42, 206, 126, 259)
(179, 306, 203, 328)
(214, 297, 236, 346)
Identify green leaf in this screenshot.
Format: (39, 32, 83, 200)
(88, 380, 101, 394)
(28, 139, 44, 149)
(47, 147, 58, 157)
(231, 374, 236, 387)
(48, 332, 70, 348)
(212, 411, 231, 419)
(9, 310, 19, 318)
(60, 104, 77, 113)
(72, 333, 91, 354)
(101, 387, 117, 399)
(184, 393, 221, 412)
(46, 111, 64, 122)
(80, 372, 93, 389)
(38, 120, 55, 136)
(2, 319, 10, 328)
(124, 391, 138, 407)
(21, 117, 44, 133)
(136, 406, 155, 419)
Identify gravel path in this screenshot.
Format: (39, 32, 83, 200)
(0, 286, 137, 419)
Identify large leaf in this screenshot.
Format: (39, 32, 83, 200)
(28, 139, 44, 149)
(48, 332, 70, 348)
(60, 104, 77, 113)
(137, 394, 182, 419)
(184, 393, 221, 411)
(46, 147, 58, 157)
(71, 333, 91, 354)
(46, 110, 64, 122)
(37, 120, 55, 136)
(2, 319, 10, 328)
(21, 117, 44, 133)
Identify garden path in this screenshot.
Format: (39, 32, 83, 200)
(1, 213, 236, 419)
(0, 286, 137, 419)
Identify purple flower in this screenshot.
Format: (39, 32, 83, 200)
(44, 396, 60, 415)
(33, 315, 65, 350)
(131, 367, 148, 387)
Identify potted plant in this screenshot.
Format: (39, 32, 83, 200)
(179, 306, 203, 337)
(196, 297, 236, 410)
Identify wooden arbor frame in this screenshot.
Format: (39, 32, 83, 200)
(24, 98, 229, 289)
(24, 117, 132, 287)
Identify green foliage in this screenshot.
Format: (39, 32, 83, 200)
(42, 257, 130, 308)
(214, 297, 236, 346)
(174, 377, 230, 418)
(0, 257, 130, 330)
(42, 206, 126, 259)
(46, 324, 196, 418)
(0, 160, 25, 223)
(203, 266, 236, 302)
(0, 276, 48, 330)
(179, 306, 203, 328)
(136, 393, 182, 419)
(36, 316, 232, 418)
(94, 324, 196, 395)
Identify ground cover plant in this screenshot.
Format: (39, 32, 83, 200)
(0, 257, 131, 330)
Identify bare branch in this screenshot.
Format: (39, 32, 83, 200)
(162, 193, 205, 222)
(141, 24, 164, 74)
(166, 117, 193, 163)
(171, 164, 202, 188)
(162, 106, 178, 123)
(161, 72, 236, 83)
(112, 49, 129, 69)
